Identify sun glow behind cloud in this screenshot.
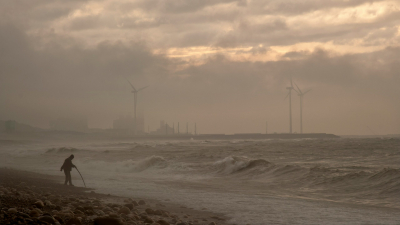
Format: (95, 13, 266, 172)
(155, 41, 389, 65)
(154, 1, 400, 64)
(288, 1, 400, 26)
(42, 0, 400, 64)
(69, 2, 105, 18)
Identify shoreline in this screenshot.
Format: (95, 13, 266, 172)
(1, 132, 340, 142)
(0, 167, 230, 225)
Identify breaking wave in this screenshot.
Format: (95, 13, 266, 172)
(132, 155, 168, 172)
(210, 155, 400, 200)
(77, 155, 168, 173)
(212, 156, 272, 175)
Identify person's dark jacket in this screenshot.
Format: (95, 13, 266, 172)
(61, 158, 75, 171)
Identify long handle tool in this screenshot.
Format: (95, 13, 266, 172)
(75, 167, 86, 188)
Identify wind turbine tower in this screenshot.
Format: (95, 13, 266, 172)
(293, 82, 311, 134)
(126, 79, 148, 134)
(285, 77, 295, 134)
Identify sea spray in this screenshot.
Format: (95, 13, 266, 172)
(76, 155, 168, 173)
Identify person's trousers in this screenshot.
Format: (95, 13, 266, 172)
(64, 170, 72, 185)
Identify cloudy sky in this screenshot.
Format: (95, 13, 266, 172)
(1, 0, 399, 135)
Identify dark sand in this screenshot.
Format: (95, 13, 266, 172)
(0, 167, 231, 225)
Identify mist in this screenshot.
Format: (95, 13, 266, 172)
(1, 0, 399, 135)
(1, 2, 400, 225)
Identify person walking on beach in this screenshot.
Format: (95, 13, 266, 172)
(60, 154, 76, 186)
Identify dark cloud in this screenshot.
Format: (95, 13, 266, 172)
(2, 0, 398, 50)
(138, 0, 244, 14)
(67, 15, 102, 31)
(213, 18, 288, 48)
(0, 1, 83, 27)
(250, 0, 388, 16)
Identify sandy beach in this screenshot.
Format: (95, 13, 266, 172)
(0, 167, 230, 225)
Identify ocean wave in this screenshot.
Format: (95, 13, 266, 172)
(90, 142, 135, 147)
(77, 155, 168, 173)
(212, 156, 272, 175)
(130, 144, 154, 150)
(45, 147, 84, 153)
(90, 142, 157, 149)
(309, 166, 339, 174)
(313, 171, 370, 186)
(368, 168, 400, 196)
(299, 167, 400, 198)
(208, 155, 400, 199)
(310, 167, 400, 187)
(272, 165, 304, 176)
(132, 155, 168, 172)
(368, 168, 400, 180)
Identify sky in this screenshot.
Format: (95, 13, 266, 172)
(0, 0, 399, 135)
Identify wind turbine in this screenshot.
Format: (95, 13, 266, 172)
(126, 79, 148, 134)
(285, 77, 294, 134)
(293, 82, 311, 134)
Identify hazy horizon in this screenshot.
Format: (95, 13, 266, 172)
(1, 1, 399, 136)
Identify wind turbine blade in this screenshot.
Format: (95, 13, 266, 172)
(125, 78, 137, 91)
(303, 89, 312, 95)
(137, 85, 149, 92)
(284, 92, 290, 100)
(293, 81, 302, 94)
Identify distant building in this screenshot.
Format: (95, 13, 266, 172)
(150, 120, 175, 135)
(50, 117, 88, 133)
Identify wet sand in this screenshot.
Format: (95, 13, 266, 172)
(0, 167, 230, 225)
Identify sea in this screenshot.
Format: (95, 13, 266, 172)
(0, 136, 399, 225)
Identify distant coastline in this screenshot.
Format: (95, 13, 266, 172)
(126, 133, 341, 140)
(1, 130, 340, 141)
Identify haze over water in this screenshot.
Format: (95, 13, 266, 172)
(1, 137, 399, 224)
(0, 0, 399, 135)
(1, 1, 400, 224)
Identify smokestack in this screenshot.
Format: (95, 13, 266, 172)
(266, 121, 268, 134)
(195, 123, 197, 135)
(173, 123, 175, 134)
(186, 122, 188, 134)
(178, 122, 180, 134)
